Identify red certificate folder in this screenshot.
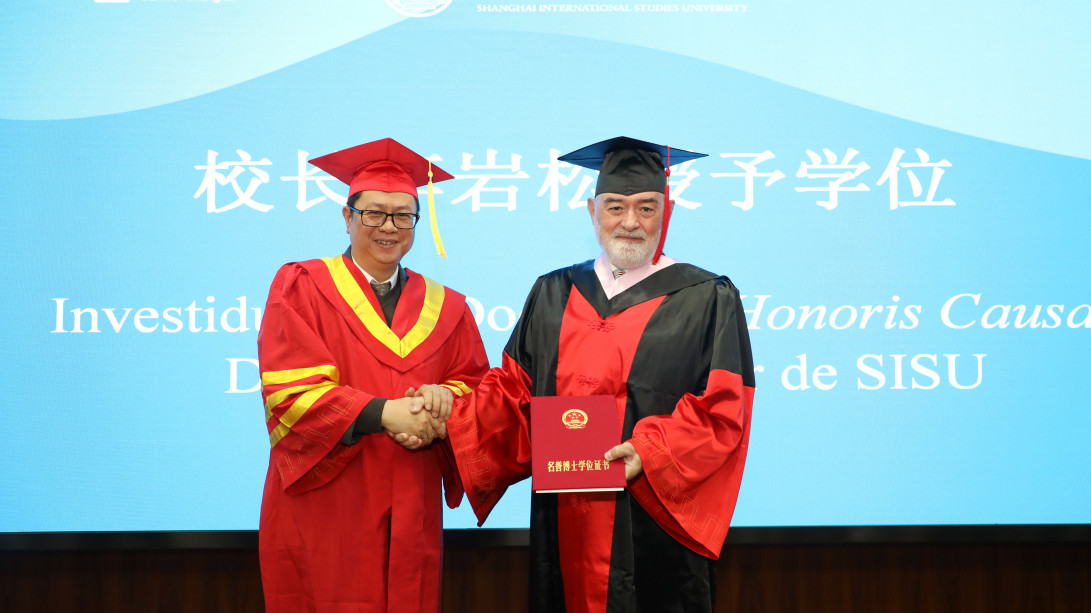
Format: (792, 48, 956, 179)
(530, 395, 626, 493)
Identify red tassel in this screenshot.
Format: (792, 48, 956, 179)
(653, 147, 671, 264)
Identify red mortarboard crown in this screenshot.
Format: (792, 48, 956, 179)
(309, 138, 457, 258)
(309, 137, 454, 197)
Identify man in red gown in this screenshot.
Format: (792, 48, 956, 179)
(446, 137, 755, 613)
(257, 138, 490, 612)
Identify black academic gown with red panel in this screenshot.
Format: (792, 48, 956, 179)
(257, 254, 489, 613)
(447, 259, 755, 613)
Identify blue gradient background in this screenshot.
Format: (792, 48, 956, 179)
(1, 0, 1088, 532)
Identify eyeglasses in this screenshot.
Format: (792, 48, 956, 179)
(347, 206, 420, 229)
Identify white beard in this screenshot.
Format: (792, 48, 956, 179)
(598, 225, 659, 270)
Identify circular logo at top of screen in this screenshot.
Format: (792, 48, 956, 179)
(385, 0, 452, 17)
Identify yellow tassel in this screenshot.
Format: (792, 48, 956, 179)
(427, 160, 447, 259)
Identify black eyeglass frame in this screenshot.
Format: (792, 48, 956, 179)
(346, 205, 420, 229)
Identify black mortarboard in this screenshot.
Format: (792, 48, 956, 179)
(557, 136, 706, 196)
(558, 136, 707, 263)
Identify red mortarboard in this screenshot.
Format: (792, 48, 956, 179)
(309, 138, 457, 258)
(309, 137, 455, 197)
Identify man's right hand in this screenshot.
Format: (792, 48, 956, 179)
(381, 396, 441, 450)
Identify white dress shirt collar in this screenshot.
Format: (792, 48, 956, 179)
(593, 252, 677, 299)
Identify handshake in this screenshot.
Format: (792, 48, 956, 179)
(381, 384, 455, 451)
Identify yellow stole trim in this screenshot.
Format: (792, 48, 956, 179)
(262, 365, 341, 446)
(441, 380, 473, 396)
(322, 256, 446, 358)
(262, 365, 340, 387)
(268, 384, 337, 447)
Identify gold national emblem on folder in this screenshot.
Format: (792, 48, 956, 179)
(531, 395, 625, 493)
(562, 409, 588, 429)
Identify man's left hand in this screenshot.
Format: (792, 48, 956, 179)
(404, 384, 454, 421)
(604, 441, 643, 482)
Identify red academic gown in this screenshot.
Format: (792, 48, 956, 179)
(447, 259, 755, 613)
(257, 254, 489, 613)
